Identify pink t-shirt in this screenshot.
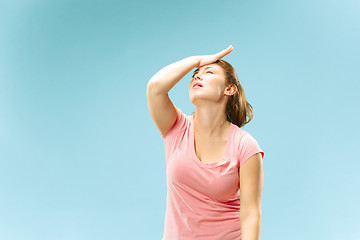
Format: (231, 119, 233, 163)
(160, 107, 264, 240)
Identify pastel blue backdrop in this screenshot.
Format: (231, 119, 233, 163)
(1, 0, 359, 239)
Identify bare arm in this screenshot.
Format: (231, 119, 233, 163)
(239, 153, 263, 240)
(146, 45, 233, 137)
(147, 56, 199, 95)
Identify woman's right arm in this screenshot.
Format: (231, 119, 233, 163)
(147, 56, 199, 95)
(146, 56, 198, 137)
(146, 46, 233, 137)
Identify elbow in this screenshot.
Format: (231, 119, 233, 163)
(147, 79, 159, 95)
(147, 78, 157, 89)
(147, 79, 168, 96)
(240, 208, 262, 221)
(240, 213, 261, 226)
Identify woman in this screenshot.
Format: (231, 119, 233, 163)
(146, 45, 265, 240)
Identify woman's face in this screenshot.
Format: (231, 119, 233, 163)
(188, 63, 228, 105)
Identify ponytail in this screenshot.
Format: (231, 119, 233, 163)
(216, 60, 254, 128)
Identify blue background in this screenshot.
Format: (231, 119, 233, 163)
(1, 0, 359, 239)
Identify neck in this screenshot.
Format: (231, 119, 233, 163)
(193, 107, 230, 137)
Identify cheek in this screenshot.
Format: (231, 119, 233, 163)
(210, 77, 225, 90)
(217, 85, 224, 93)
(188, 80, 195, 89)
(211, 82, 224, 95)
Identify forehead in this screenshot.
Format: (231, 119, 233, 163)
(198, 64, 220, 71)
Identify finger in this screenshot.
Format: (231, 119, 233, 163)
(215, 45, 233, 59)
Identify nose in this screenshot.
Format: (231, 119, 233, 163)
(194, 73, 202, 80)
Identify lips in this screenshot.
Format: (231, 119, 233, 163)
(192, 82, 203, 88)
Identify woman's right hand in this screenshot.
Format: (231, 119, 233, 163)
(192, 45, 234, 68)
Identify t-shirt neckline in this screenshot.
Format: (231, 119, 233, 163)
(190, 114, 234, 168)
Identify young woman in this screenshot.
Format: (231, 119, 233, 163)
(146, 45, 264, 240)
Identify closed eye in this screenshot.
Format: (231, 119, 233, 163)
(206, 71, 213, 74)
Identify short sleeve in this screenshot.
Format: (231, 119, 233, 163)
(238, 132, 264, 167)
(160, 106, 188, 139)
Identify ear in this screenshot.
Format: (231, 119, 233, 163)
(224, 84, 237, 97)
